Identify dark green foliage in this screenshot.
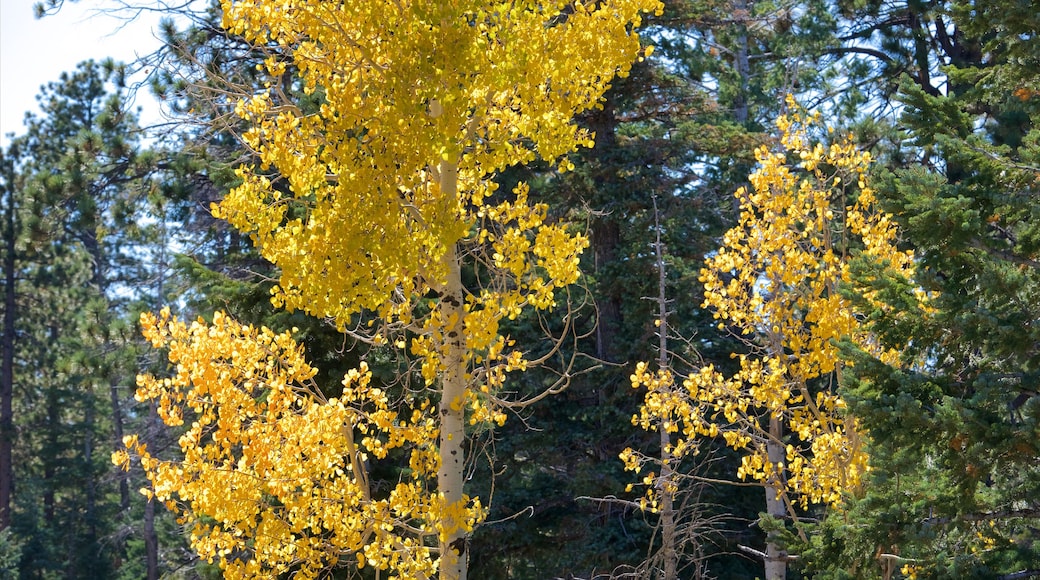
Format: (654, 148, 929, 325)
(0, 58, 201, 578)
(466, 0, 819, 574)
(801, 2, 1040, 578)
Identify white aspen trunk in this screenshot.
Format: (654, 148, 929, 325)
(763, 414, 787, 580)
(437, 159, 468, 580)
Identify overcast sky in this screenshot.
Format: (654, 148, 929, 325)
(1, 0, 167, 145)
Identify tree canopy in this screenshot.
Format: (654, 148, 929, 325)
(1, 0, 1038, 578)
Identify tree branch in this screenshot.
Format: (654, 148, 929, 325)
(738, 544, 799, 562)
(923, 508, 1040, 526)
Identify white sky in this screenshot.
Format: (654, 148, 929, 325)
(1, 0, 167, 145)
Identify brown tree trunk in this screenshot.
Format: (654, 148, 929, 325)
(110, 380, 130, 513)
(732, 0, 752, 218)
(44, 383, 57, 525)
(144, 492, 159, 580)
(0, 175, 15, 530)
(144, 403, 160, 580)
(653, 197, 677, 580)
(658, 428, 678, 580)
(586, 98, 622, 364)
(591, 219, 622, 363)
(83, 398, 98, 550)
(733, 0, 751, 127)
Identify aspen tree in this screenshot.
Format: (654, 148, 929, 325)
(623, 99, 921, 580)
(116, 1, 661, 578)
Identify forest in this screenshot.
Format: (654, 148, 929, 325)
(0, 0, 1038, 579)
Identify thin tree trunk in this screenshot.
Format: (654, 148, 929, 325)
(733, 0, 752, 218)
(144, 490, 159, 580)
(110, 380, 130, 512)
(591, 218, 622, 363)
(0, 178, 15, 530)
(84, 396, 98, 553)
(44, 381, 58, 525)
(763, 415, 787, 580)
(658, 423, 677, 580)
(437, 159, 468, 580)
(144, 403, 160, 580)
(587, 98, 622, 364)
(733, 0, 751, 127)
(143, 206, 168, 580)
(653, 197, 677, 580)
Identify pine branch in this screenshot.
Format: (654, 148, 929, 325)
(923, 508, 1040, 526)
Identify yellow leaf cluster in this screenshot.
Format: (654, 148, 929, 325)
(213, 0, 661, 448)
(624, 100, 922, 511)
(125, 309, 482, 579)
(120, 0, 663, 577)
(217, 0, 661, 331)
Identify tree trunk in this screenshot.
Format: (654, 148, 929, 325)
(144, 403, 160, 580)
(733, 0, 752, 218)
(733, 0, 750, 128)
(591, 219, 622, 363)
(763, 415, 787, 580)
(44, 384, 57, 525)
(144, 492, 159, 580)
(0, 175, 15, 530)
(83, 396, 98, 553)
(437, 160, 468, 580)
(658, 425, 677, 580)
(110, 380, 130, 513)
(586, 98, 622, 364)
(143, 201, 169, 580)
(653, 197, 677, 580)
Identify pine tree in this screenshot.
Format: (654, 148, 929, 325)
(0, 141, 22, 535)
(0, 59, 170, 578)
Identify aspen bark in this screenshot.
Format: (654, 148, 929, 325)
(763, 415, 787, 580)
(437, 160, 468, 580)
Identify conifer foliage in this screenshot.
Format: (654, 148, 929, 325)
(2, 59, 169, 578)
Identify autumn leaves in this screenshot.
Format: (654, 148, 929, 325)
(117, 1, 662, 579)
(624, 101, 921, 525)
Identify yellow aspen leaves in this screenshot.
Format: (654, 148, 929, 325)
(117, 0, 662, 578)
(127, 309, 463, 579)
(625, 99, 921, 512)
(210, 0, 659, 456)
(216, 0, 661, 330)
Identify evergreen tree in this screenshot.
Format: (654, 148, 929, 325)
(801, 2, 1040, 578)
(0, 59, 173, 578)
(0, 141, 24, 537)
